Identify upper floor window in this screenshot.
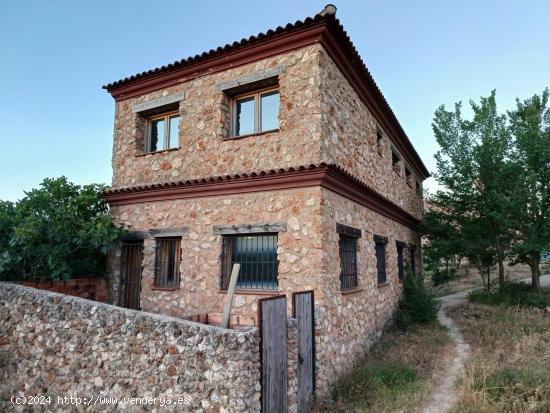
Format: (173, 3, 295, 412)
(146, 112, 180, 153)
(416, 181, 422, 197)
(376, 130, 384, 155)
(392, 150, 401, 174)
(220, 233, 278, 290)
(405, 166, 413, 186)
(233, 87, 280, 137)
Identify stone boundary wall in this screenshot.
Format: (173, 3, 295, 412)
(286, 318, 298, 413)
(0, 283, 261, 412)
(19, 277, 108, 303)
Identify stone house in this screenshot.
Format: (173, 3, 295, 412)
(102, 5, 429, 393)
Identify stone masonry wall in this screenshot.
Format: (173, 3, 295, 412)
(108, 188, 323, 322)
(0, 283, 261, 413)
(111, 45, 323, 189)
(107, 185, 420, 395)
(319, 49, 424, 218)
(314, 188, 420, 392)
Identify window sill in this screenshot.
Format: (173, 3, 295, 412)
(135, 147, 181, 157)
(225, 129, 279, 141)
(150, 285, 180, 291)
(218, 288, 281, 296)
(341, 287, 363, 295)
(377, 282, 390, 288)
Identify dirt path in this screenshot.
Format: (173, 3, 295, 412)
(420, 274, 550, 413)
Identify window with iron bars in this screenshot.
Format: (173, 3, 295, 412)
(154, 237, 181, 288)
(220, 234, 278, 290)
(339, 234, 358, 290)
(396, 241, 406, 281)
(374, 235, 388, 284)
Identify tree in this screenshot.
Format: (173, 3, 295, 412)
(426, 91, 516, 290)
(0, 177, 122, 281)
(507, 89, 550, 291)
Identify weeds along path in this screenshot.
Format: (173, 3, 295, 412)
(420, 291, 470, 413)
(421, 274, 550, 413)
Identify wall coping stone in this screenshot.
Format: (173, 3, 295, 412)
(0, 282, 256, 335)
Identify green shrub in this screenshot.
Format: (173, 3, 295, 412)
(431, 268, 456, 286)
(469, 281, 550, 308)
(396, 272, 439, 328)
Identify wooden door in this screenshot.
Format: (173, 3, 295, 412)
(259, 295, 288, 413)
(293, 291, 315, 413)
(119, 241, 143, 310)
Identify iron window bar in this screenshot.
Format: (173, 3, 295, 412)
(339, 234, 358, 290)
(154, 237, 182, 288)
(221, 233, 278, 290)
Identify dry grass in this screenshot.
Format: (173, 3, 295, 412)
(428, 262, 550, 298)
(312, 323, 452, 413)
(447, 301, 550, 413)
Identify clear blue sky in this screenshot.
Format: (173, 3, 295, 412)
(1, 0, 549, 201)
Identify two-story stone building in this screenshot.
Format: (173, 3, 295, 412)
(102, 5, 429, 393)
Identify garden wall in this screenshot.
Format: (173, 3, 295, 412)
(0, 283, 261, 412)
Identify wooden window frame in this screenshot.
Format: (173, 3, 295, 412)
(231, 86, 279, 138)
(153, 237, 182, 289)
(145, 111, 180, 153)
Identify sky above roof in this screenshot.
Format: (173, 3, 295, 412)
(0, 0, 549, 201)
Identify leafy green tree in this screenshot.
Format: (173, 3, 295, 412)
(507, 89, 550, 291)
(0, 177, 122, 281)
(426, 91, 516, 290)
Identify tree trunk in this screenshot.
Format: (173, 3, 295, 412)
(496, 240, 505, 291)
(531, 254, 541, 292)
(498, 257, 505, 290)
(457, 256, 463, 272)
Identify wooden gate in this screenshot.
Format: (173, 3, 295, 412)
(293, 291, 315, 413)
(259, 295, 288, 413)
(119, 241, 143, 310)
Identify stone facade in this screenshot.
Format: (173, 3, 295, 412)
(108, 188, 323, 321)
(103, 12, 427, 398)
(316, 188, 419, 384)
(111, 45, 323, 189)
(319, 52, 424, 218)
(0, 283, 261, 412)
